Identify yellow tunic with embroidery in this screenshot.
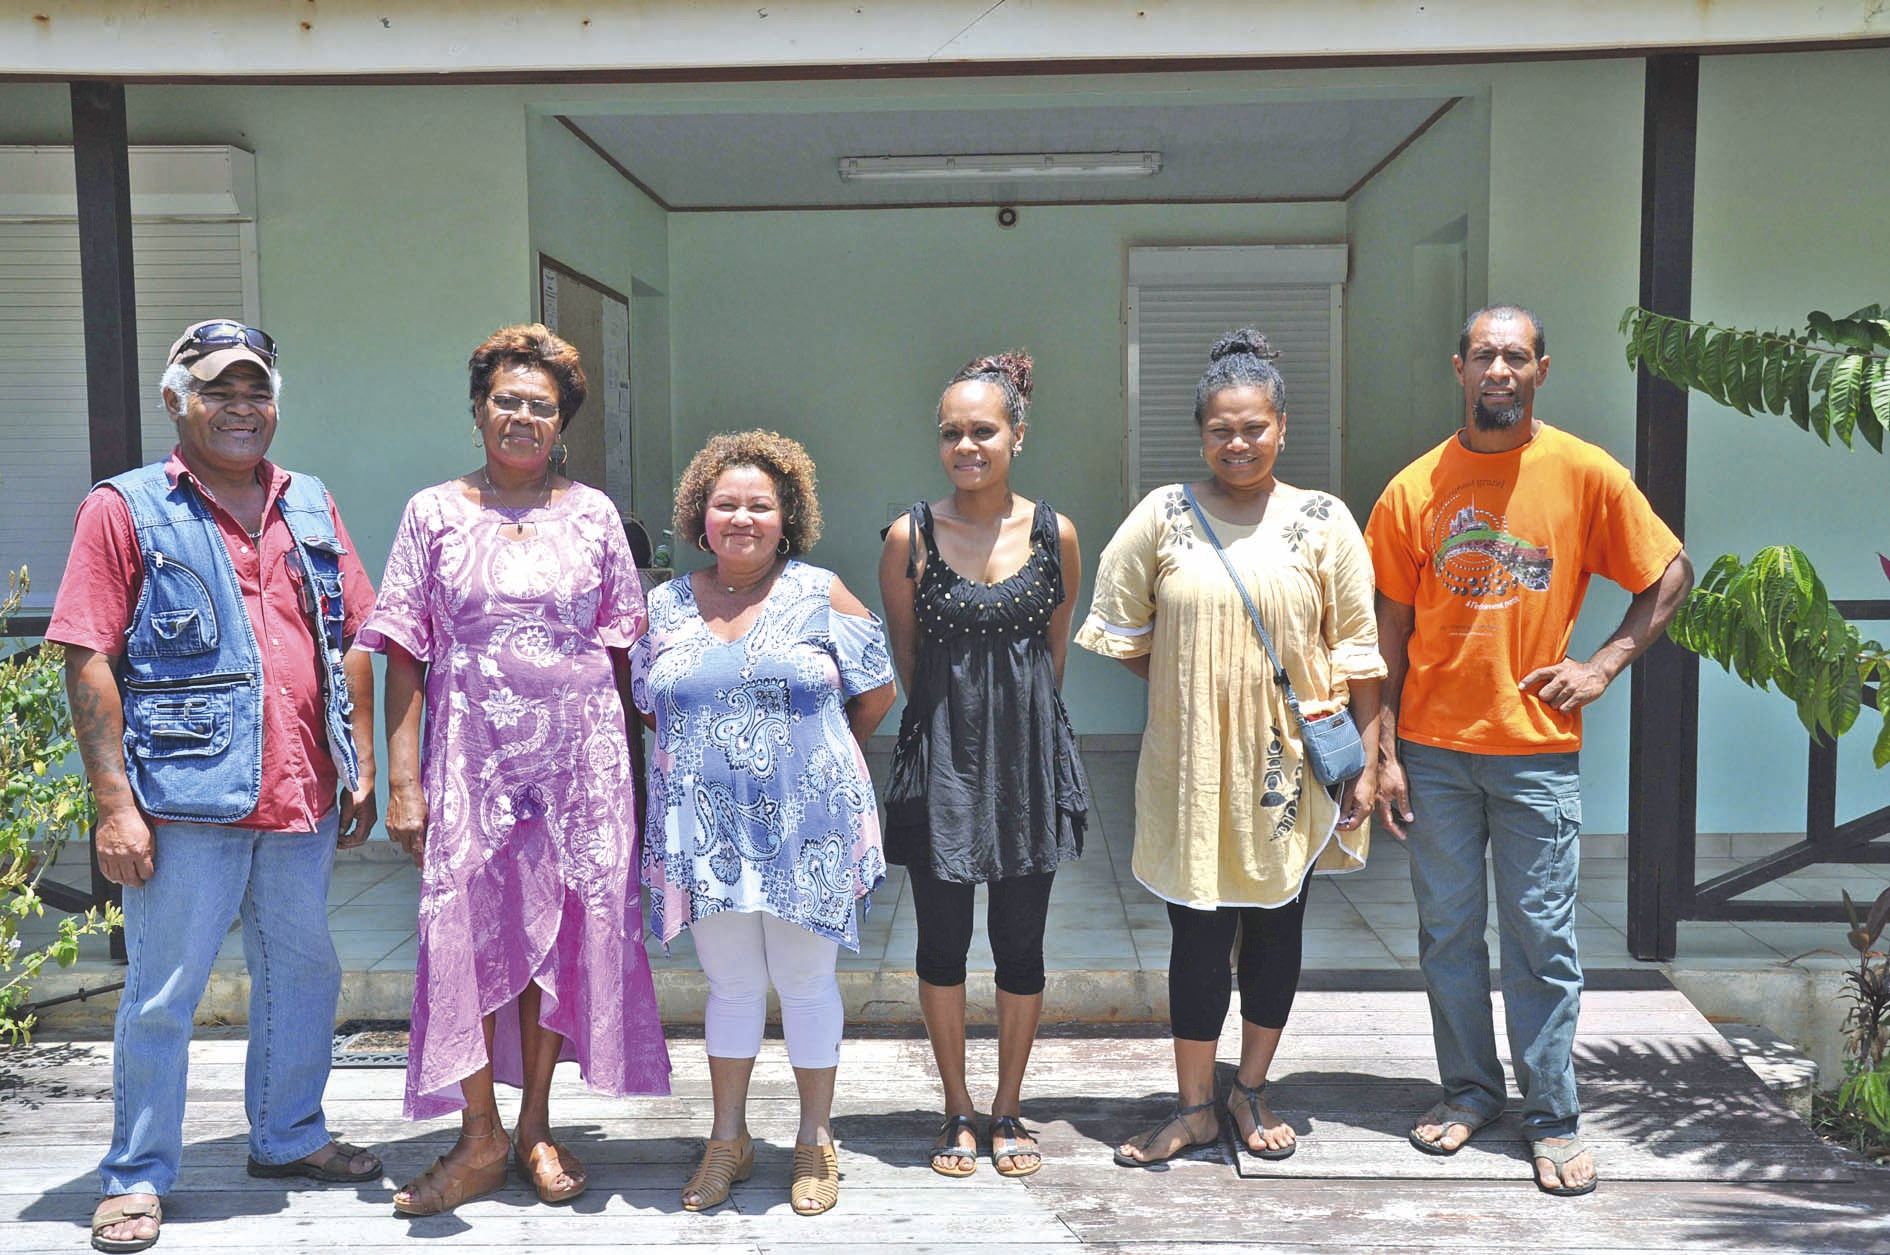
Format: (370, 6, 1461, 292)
(1075, 483, 1386, 908)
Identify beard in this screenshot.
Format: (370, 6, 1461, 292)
(1472, 396, 1526, 431)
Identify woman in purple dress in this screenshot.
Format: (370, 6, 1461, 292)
(357, 324, 670, 1216)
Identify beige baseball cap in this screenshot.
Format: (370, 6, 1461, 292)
(166, 319, 278, 380)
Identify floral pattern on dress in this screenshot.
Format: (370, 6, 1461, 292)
(355, 479, 670, 1119)
(632, 561, 893, 951)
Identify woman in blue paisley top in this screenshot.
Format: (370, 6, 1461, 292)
(631, 430, 895, 1217)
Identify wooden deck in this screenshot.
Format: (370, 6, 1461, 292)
(3, 976, 1885, 1254)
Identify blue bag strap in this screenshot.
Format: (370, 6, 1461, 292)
(1181, 484, 1310, 729)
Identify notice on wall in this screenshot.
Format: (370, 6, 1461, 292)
(540, 268, 559, 328)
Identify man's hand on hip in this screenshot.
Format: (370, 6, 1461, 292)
(96, 805, 156, 887)
(1519, 657, 1610, 713)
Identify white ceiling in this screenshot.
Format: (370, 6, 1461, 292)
(565, 96, 1457, 209)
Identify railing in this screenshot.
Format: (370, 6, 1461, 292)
(1686, 599, 1890, 925)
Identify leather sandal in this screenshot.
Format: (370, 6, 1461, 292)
(1112, 1097, 1219, 1168)
(90, 1195, 161, 1253)
(247, 1139, 382, 1183)
(929, 1114, 979, 1178)
(514, 1138, 587, 1204)
(790, 1141, 840, 1215)
(987, 1115, 1042, 1178)
(392, 1119, 510, 1217)
(1408, 1099, 1496, 1156)
(1530, 1134, 1598, 1197)
(680, 1132, 753, 1212)
(1227, 1078, 1296, 1161)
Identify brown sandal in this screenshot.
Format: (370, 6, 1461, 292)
(790, 1141, 840, 1216)
(514, 1138, 587, 1204)
(392, 1120, 510, 1217)
(680, 1132, 753, 1212)
(90, 1195, 161, 1253)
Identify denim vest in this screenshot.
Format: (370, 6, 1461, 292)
(105, 464, 359, 823)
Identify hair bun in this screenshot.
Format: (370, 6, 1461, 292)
(1208, 328, 1279, 363)
(970, 350, 1033, 403)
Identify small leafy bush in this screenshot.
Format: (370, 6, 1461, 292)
(2, 568, 119, 1044)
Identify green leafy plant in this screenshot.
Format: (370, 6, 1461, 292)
(1, 567, 119, 1044)
(1619, 305, 1890, 450)
(1832, 887, 1890, 1143)
(1622, 304, 1890, 763)
(1667, 547, 1890, 765)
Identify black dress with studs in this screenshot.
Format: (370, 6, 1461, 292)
(884, 500, 1089, 882)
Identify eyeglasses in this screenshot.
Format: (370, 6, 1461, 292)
(488, 393, 560, 420)
(171, 321, 278, 365)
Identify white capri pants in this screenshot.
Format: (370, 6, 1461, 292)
(689, 909, 844, 1069)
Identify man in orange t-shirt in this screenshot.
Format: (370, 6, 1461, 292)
(1364, 305, 1691, 1198)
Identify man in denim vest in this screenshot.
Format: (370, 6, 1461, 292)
(50, 321, 381, 1253)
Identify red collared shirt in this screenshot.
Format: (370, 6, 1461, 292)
(47, 449, 376, 832)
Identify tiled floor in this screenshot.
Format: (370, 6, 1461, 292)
(284, 750, 1890, 976)
(27, 750, 1886, 979)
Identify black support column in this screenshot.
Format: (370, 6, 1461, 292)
(70, 82, 143, 482)
(70, 81, 139, 962)
(1627, 54, 1700, 962)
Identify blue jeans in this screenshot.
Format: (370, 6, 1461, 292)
(1401, 741, 1583, 1139)
(99, 812, 343, 1196)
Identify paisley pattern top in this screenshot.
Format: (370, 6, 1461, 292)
(355, 480, 671, 1119)
(631, 560, 894, 950)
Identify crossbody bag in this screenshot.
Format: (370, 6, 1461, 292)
(1182, 484, 1366, 790)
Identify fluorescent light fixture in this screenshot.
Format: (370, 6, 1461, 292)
(837, 151, 1162, 183)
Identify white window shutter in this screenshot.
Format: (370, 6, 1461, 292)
(1126, 246, 1346, 505)
(0, 150, 256, 613)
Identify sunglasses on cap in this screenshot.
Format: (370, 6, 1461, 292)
(171, 321, 279, 365)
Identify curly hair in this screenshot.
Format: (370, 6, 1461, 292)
(940, 349, 1033, 426)
(467, 323, 587, 430)
(1194, 327, 1285, 424)
(673, 429, 823, 556)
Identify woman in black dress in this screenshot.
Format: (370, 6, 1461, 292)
(877, 350, 1089, 1178)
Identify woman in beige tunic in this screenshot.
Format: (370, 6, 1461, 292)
(1076, 329, 1385, 1166)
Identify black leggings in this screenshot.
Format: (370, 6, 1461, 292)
(1166, 879, 1313, 1041)
(908, 868, 1056, 997)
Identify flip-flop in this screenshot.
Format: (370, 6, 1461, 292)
(928, 1114, 979, 1178)
(91, 1195, 160, 1254)
(246, 1139, 382, 1183)
(1113, 1098, 1219, 1168)
(1226, 1078, 1296, 1161)
(1408, 1100, 1496, 1156)
(1529, 1134, 1598, 1197)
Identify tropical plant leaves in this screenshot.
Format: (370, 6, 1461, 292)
(1668, 546, 1890, 752)
(1621, 305, 1888, 452)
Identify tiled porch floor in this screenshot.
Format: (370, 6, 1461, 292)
(284, 750, 1885, 978)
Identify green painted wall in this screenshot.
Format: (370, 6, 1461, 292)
(525, 112, 674, 526)
(668, 201, 1348, 734)
(1688, 49, 1890, 830)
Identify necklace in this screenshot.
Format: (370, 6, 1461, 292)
(481, 466, 554, 536)
(717, 557, 781, 595)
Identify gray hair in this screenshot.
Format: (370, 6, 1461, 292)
(161, 360, 283, 415)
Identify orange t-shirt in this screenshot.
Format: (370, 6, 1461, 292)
(1364, 423, 1682, 754)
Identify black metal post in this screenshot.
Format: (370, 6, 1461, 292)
(70, 80, 140, 962)
(1627, 54, 1701, 962)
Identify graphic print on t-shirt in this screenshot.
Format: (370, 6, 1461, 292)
(1428, 480, 1553, 607)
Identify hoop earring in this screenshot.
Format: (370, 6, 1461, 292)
(776, 538, 791, 556)
(697, 533, 713, 552)
(550, 441, 569, 471)
(471, 426, 483, 448)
